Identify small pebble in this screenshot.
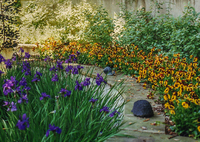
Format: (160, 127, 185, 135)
(141, 126, 147, 130)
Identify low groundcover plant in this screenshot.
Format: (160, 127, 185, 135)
(0, 50, 126, 142)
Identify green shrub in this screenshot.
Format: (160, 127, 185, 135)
(116, 5, 200, 60)
(84, 5, 114, 47)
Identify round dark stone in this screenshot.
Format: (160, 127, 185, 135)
(131, 100, 154, 117)
(103, 67, 114, 75)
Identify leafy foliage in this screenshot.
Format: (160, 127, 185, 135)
(116, 5, 200, 60)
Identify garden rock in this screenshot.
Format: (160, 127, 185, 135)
(131, 100, 154, 117)
(103, 66, 115, 76)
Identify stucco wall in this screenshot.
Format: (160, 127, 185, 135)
(21, 0, 200, 18)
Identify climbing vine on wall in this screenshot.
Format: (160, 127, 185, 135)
(0, 0, 21, 51)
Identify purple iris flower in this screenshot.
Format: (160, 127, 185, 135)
(73, 57, 77, 62)
(51, 74, 58, 82)
(36, 71, 42, 76)
(3, 101, 10, 106)
(25, 52, 30, 59)
(24, 86, 31, 91)
(19, 77, 27, 87)
(64, 90, 71, 97)
(75, 80, 83, 91)
(16, 114, 29, 130)
(7, 102, 17, 112)
(25, 71, 31, 76)
(56, 60, 63, 70)
(2, 76, 17, 94)
(65, 59, 71, 63)
(65, 65, 73, 73)
(18, 94, 28, 104)
(34, 71, 42, 78)
(59, 88, 71, 97)
(109, 110, 120, 117)
(22, 61, 31, 76)
(44, 56, 50, 62)
(46, 124, 62, 137)
(4, 59, 12, 69)
(89, 98, 98, 107)
(12, 56, 16, 61)
(0, 70, 4, 77)
(77, 65, 84, 70)
(3, 79, 14, 92)
(100, 106, 109, 113)
(3, 89, 13, 95)
(81, 78, 90, 86)
(32, 77, 40, 82)
(49, 66, 57, 72)
(59, 88, 67, 94)
(13, 86, 21, 94)
(40, 93, 50, 100)
(96, 73, 107, 86)
(72, 67, 78, 74)
(0, 54, 5, 63)
(89, 98, 98, 103)
(20, 48, 24, 53)
(76, 51, 80, 56)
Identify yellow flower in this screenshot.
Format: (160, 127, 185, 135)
(182, 58, 186, 62)
(159, 80, 163, 85)
(134, 46, 138, 50)
(164, 102, 170, 109)
(197, 126, 200, 132)
(143, 82, 147, 89)
(190, 55, 193, 59)
(174, 82, 180, 90)
(194, 99, 200, 105)
(170, 110, 175, 115)
(169, 105, 175, 109)
(182, 102, 189, 109)
(164, 80, 168, 87)
(193, 63, 198, 69)
(193, 57, 198, 62)
(143, 70, 147, 75)
(164, 87, 170, 94)
(171, 95, 176, 101)
(164, 94, 170, 101)
(152, 85, 156, 90)
(136, 76, 141, 83)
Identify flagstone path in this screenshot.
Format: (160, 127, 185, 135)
(73, 63, 198, 142)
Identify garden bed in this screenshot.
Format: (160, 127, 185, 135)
(0, 50, 126, 141)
